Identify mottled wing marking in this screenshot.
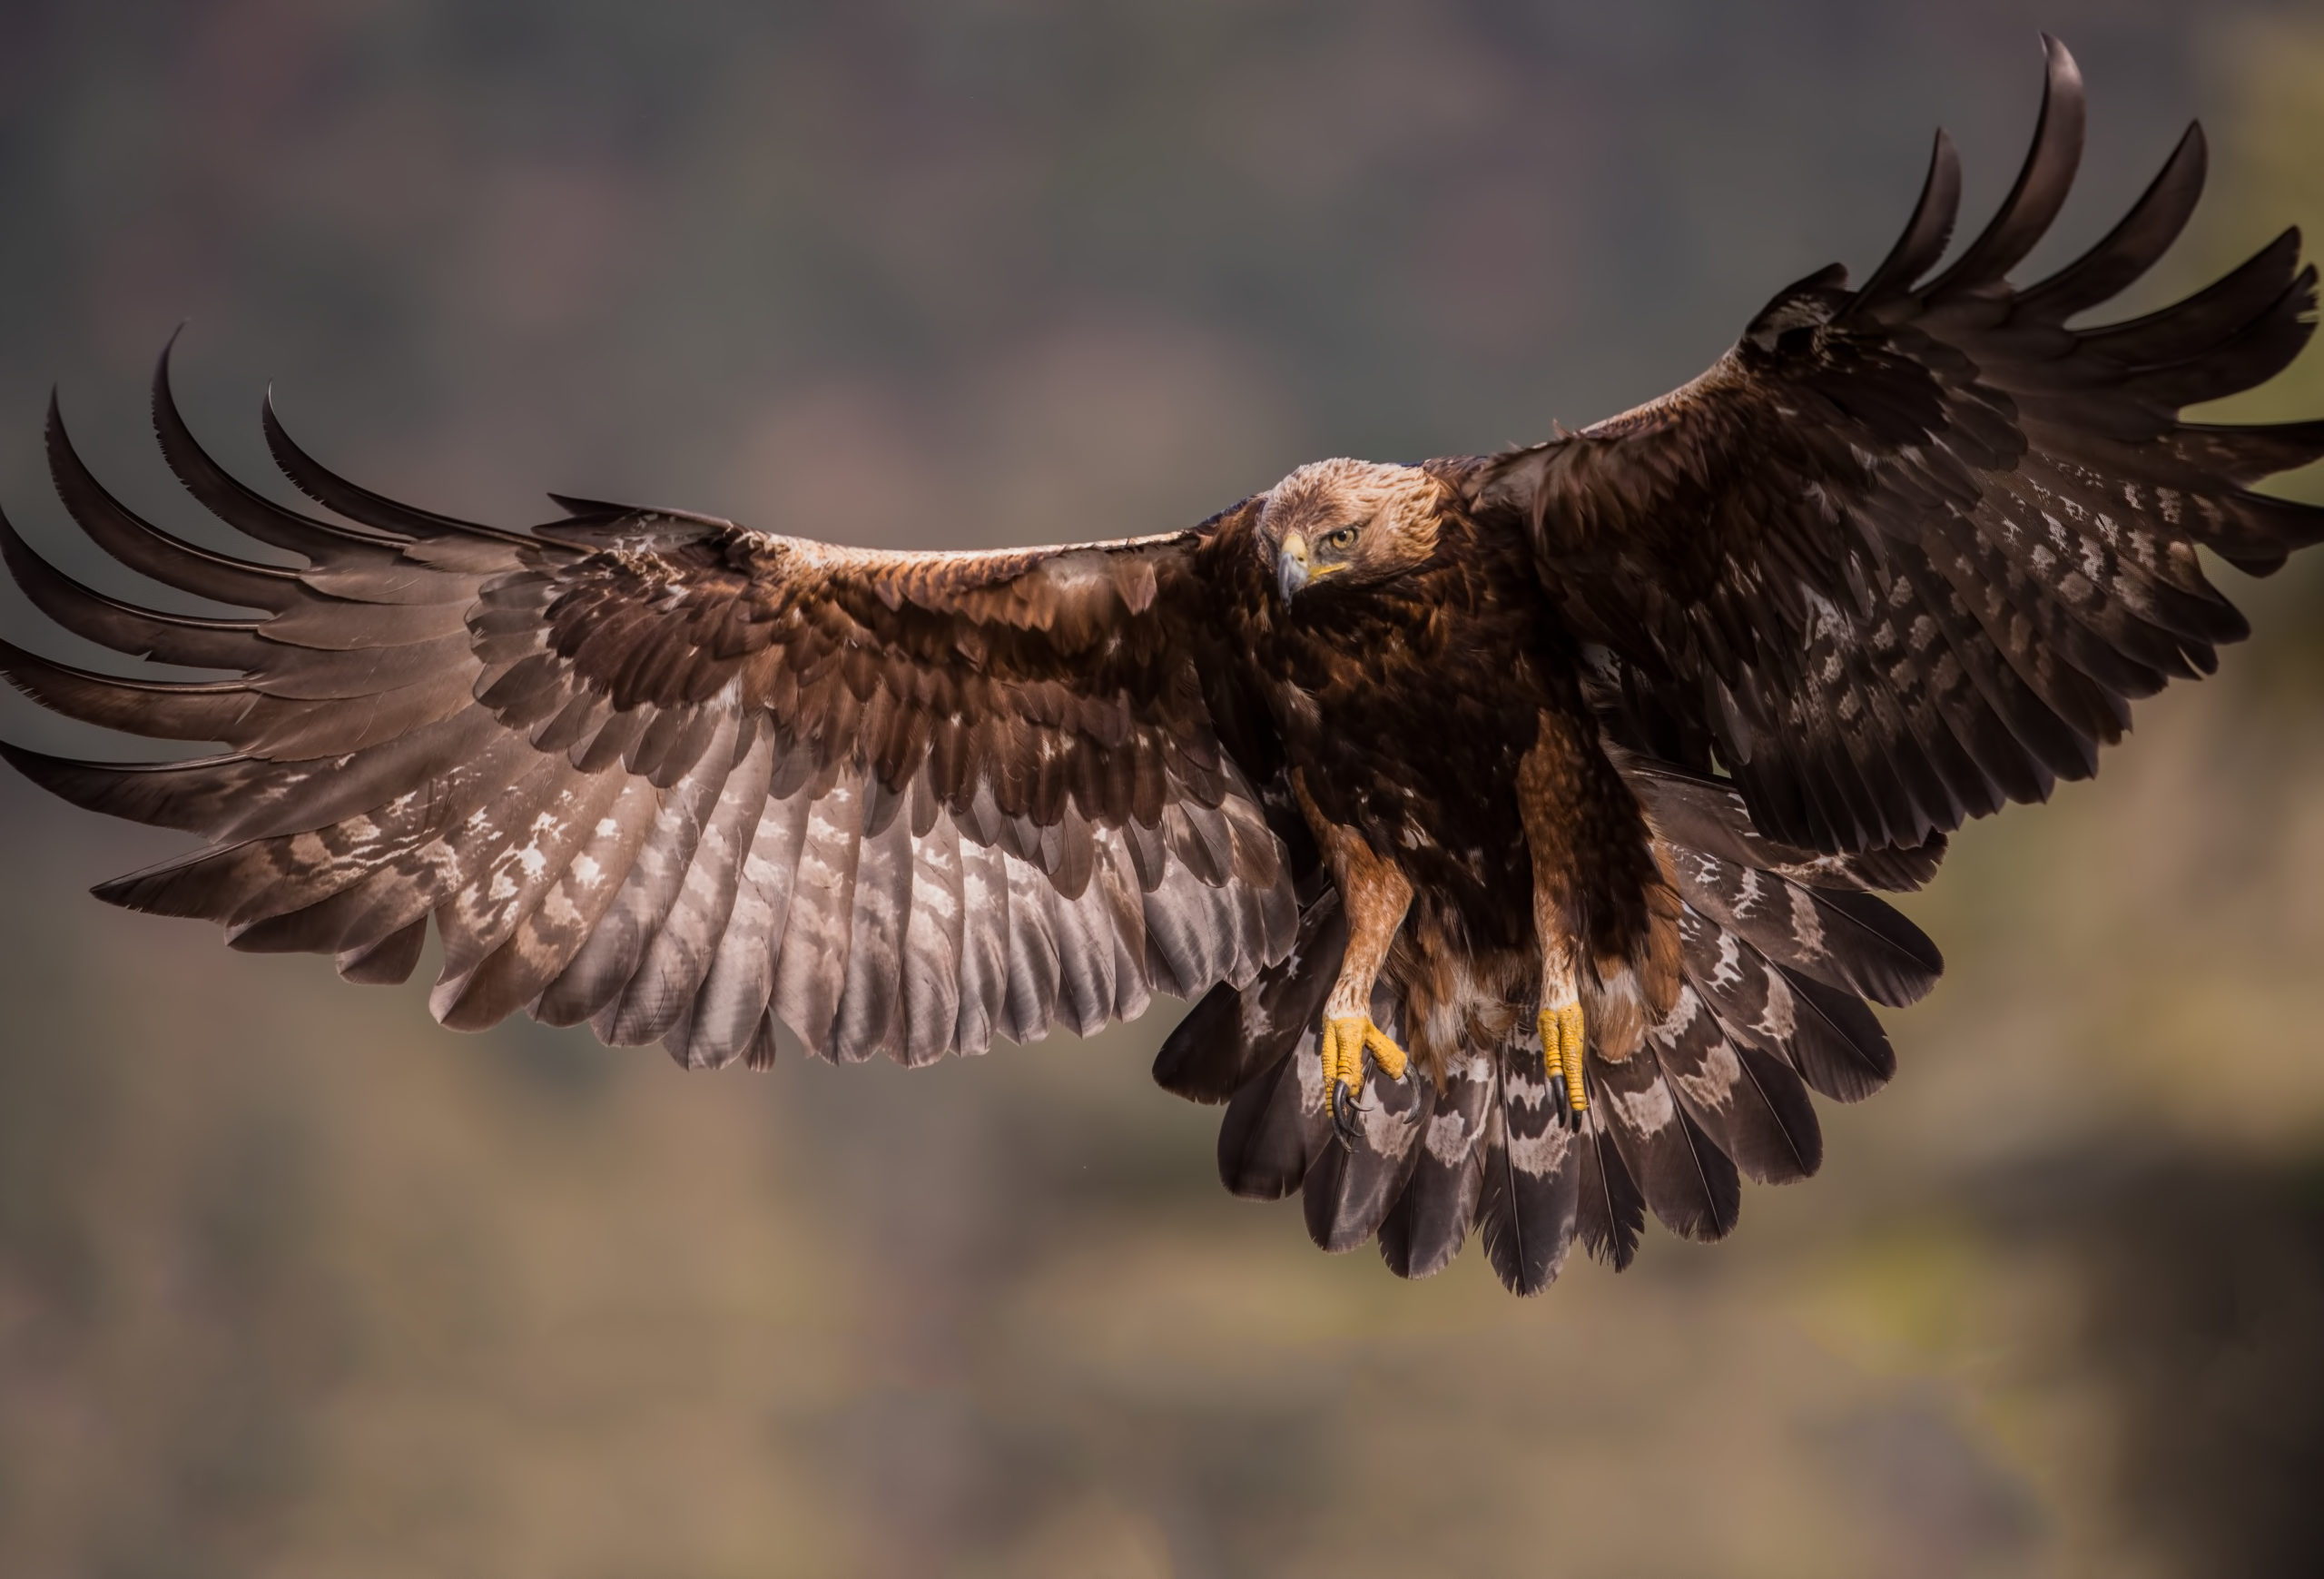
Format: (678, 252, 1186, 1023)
(1475, 39, 2324, 855)
(0, 352, 1297, 1071)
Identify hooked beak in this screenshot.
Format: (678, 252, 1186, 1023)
(1275, 532, 1310, 602)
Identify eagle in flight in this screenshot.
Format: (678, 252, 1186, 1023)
(5, 39, 2319, 1294)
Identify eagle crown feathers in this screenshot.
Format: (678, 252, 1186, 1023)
(1260, 458, 1446, 604)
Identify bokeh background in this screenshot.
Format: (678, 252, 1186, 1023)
(3, 3, 2323, 1574)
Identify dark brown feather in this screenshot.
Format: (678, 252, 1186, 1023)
(1476, 1042, 1584, 1295)
(1573, 1108, 1647, 1270)
(1472, 38, 2324, 858)
(1377, 1046, 1495, 1279)
(1216, 1042, 1332, 1202)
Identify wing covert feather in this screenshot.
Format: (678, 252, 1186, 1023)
(0, 353, 1295, 1071)
(1470, 37, 2324, 854)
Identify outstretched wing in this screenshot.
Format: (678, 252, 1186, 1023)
(0, 350, 1295, 1069)
(1467, 36, 2324, 854)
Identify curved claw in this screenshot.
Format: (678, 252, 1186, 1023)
(1330, 1079, 1361, 1149)
(1319, 1014, 1409, 1147)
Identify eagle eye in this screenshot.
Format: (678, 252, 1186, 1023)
(1323, 526, 1359, 551)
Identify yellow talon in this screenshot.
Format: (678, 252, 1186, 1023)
(1537, 1002, 1588, 1120)
(1321, 1014, 1409, 1132)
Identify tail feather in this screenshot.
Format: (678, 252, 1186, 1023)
(1770, 964, 1901, 1103)
(1377, 1048, 1494, 1279)
(1647, 985, 1823, 1186)
(1216, 1040, 1331, 1201)
(1591, 1042, 1742, 1242)
(1574, 1108, 1646, 1270)
(1176, 747, 1941, 1286)
(1475, 1038, 1583, 1295)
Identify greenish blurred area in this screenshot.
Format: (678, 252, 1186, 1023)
(4, 4, 2323, 1575)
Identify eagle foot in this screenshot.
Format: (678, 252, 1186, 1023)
(1321, 1014, 1408, 1147)
(1538, 1002, 1588, 1130)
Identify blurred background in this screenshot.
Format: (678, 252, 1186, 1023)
(3, 2, 2323, 1574)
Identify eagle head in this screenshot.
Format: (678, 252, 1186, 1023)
(1261, 459, 1446, 607)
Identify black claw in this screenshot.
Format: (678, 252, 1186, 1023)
(1330, 1080, 1360, 1149)
(1549, 1072, 1568, 1112)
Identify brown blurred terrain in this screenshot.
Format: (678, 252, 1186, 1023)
(4, 4, 2324, 1575)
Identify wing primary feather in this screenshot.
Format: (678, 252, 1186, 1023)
(1922, 35, 2086, 295)
(151, 340, 403, 557)
(0, 507, 263, 670)
(2079, 229, 2303, 368)
(47, 396, 300, 611)
(0, 638, 251, 742)
(2019, 121, 2207, 320)
(261, 390, 536, 547)
(0, 744, 264, 834)
(1216, 1041, 1330, 1201)
(2119, 265, 2318, 410)
(1856, 128, 1964, 304)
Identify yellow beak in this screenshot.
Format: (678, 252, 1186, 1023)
(1276, 532, 1311, 601)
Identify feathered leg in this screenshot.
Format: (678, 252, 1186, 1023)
(1520, 720, 1590, 1127)
(1292, 771, 1413, 1143)
(1517, 711, 1685, 1129)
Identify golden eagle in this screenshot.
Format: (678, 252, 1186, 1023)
(5, 39, 2318, 1293)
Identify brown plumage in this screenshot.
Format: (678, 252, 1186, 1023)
(5, 37, 2319, 1294)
